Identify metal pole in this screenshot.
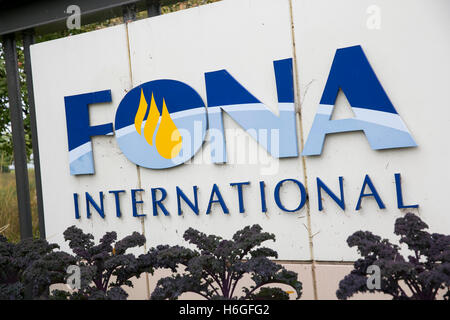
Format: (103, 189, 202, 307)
(22, 29, 45, 239)
(146, 0, 161, 17)
(2, 33, 33, 240)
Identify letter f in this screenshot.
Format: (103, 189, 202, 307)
(64, 90, 113, 175)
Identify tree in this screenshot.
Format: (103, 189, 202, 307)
(0, 42, 32, 164)
(337, 213, 450, 300)
(149, 224, 303, 300)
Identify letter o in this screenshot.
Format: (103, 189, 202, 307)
(274, 178, 306, 212)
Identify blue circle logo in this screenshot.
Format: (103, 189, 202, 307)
(115, 80, 207, 169)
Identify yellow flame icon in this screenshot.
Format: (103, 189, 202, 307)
(134, 89, 182, 159)
(134, 89, 148, 135)
(144, 92, 160, 146)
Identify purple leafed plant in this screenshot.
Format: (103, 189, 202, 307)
(337, 213, 450, 300)
(148, 224, 302, 300)
(0, 235, 75, 299)
(51, 226, 153, 300)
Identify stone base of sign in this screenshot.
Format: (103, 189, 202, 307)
(52, 262, 391, 299)
(54, 260, 450, 299)
(121, 262, 390, 300)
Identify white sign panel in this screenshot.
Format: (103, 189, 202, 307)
(31, 0, 450, 261)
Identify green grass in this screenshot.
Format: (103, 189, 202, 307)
(0, 170, 39, 242)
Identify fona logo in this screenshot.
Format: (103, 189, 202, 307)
(64, 45, 417, 176)
(114, 80, 207, 169)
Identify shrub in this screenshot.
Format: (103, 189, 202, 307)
(0, 234, 74, 299)
(337, 213, 450, 300)
(148, 224, 302, 300)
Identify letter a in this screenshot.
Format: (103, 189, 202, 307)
(302, 45, 417, 156)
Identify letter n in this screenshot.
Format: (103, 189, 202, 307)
(204, 59, 298, 162)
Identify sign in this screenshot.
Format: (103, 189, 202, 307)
(30, 0, 450, 261)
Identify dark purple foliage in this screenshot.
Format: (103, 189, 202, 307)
(0, 234, 75, 299)
(148, 224, 302, 300)
(51, 225, 152, 300)
(337, 213, 450, 300)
